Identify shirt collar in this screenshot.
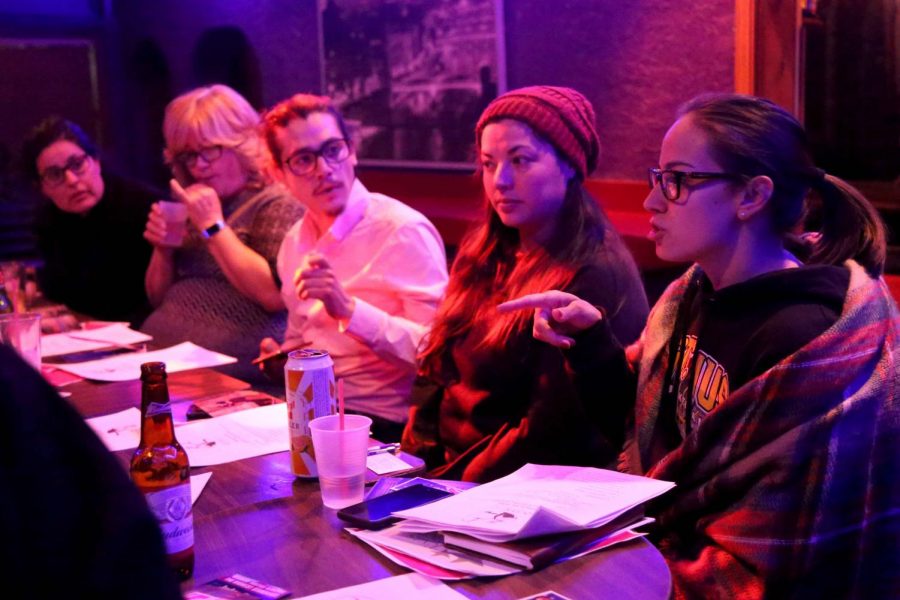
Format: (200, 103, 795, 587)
(298, 178, 369, 248)
(328, 178, 368, 242)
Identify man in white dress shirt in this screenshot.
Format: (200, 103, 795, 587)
(258, 93, 448, 442)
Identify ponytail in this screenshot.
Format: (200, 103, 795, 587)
(807, 174, 886, 277)
(680, 94, 887, 279)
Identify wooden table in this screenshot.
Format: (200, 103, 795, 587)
(66, 369, 672, 599)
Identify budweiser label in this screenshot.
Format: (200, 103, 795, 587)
(145, 482, 193, 553)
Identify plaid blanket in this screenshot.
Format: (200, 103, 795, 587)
(622, 261, 900, 599)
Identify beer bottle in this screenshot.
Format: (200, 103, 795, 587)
(130, 361, 194, 581)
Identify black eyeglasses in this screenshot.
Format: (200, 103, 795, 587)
(174, 145, 224, 168)
(647, 168, 745, 204)
(284, 139, 350, 176)
(40, 153, 91, 187)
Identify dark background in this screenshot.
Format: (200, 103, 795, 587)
(0, 0, 896, 265)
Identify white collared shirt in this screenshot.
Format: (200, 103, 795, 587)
(277, 179, 448, 422)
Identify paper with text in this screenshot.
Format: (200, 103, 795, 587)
(394, 463, 674, 542)
(294, 573, 467, 599)
(177, 402, 289, 467)
(86, 407, 142, 451)
(350, 526, 519, 578)
(366, 451, 413, 475)
(42, 324, 152, 357)
(52, 342, 236, 381)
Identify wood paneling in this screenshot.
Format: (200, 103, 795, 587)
(733, 0, 804, 115)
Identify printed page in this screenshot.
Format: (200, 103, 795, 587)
(42, 323, 152, 357)
(366, 451, 414, 475)
(353, 526, 520, 578)
(294, 573, 469, 599)
(86, 404, 287, 469)
(394, 464, 675, 541)
(52, 342, 237, 381)
(176, 403, 289, 467)
(85, 407, 142, 451)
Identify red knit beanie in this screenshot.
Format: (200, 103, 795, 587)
(475, 85, 600, 179)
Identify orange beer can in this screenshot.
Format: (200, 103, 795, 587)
(284, 349, 336, 477)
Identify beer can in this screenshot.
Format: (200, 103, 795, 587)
(284, 349, 336, 478)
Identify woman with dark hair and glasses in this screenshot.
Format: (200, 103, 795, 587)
(501, 94, 898, 597)
(20, 117, 159, 326)
(141, 85, 304, 385)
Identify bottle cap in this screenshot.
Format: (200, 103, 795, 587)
(140, 361, 167, 379)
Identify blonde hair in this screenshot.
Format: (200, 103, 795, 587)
(163, 84, 266, 188)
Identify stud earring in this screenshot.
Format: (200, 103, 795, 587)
(739, 211, 747, 219)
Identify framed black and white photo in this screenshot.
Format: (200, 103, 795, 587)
(320, 0, 506, 169)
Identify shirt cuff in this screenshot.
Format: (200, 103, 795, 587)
(339, 296, 383, 342)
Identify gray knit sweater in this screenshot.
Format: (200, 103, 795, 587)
(141, 183, 303, 387)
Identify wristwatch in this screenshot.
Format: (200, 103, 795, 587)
(201, 220, 226, 240)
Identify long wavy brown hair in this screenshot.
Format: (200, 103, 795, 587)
(418, 177, 613, 382)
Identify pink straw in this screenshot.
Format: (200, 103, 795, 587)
(338, 378, 345, 430)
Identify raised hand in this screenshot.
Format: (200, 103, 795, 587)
(498, 290, 602, 349)
(293, 253, 355, 321)
(170, 178, 223, 231)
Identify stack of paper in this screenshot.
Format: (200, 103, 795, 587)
(440, 507, 653, 570)
(394, 463, 674, 542)
(348, 464, 673, 579)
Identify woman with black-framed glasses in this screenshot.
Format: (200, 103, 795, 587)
(141, 85, 304, 387)
(501, 94, 899, 597)
(20, 116, 160, 327)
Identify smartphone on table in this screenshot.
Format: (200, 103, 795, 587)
(336, 483, 452, 529)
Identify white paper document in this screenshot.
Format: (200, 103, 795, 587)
(366, 451, 414, 475)
(52, 342, 237, 381)
(190, 472, 212, 505)
(350, 526, 520, 578)
(42, 323, 152, 357)
(86, 402, 287, 466)
(176, 402, 289, 467)
(394, 463, 675, 542)
(86, 407, 142, 451)
(295, 573, 467, 599)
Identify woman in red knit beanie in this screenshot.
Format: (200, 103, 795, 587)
(402, 85, 649, 482)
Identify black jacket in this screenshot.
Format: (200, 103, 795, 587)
(35, 171, 158, 326)
(0, 345, 182, 599)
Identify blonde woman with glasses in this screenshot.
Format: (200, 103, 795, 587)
(142, 84, 304, 386)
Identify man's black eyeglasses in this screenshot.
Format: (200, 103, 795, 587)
(647, 168, 745, 204)
(284, 139, 350, 176)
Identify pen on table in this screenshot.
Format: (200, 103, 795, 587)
(251, 349, 287, 366)
(251, 342, 311, 366)
(367, 443, 401, 456)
